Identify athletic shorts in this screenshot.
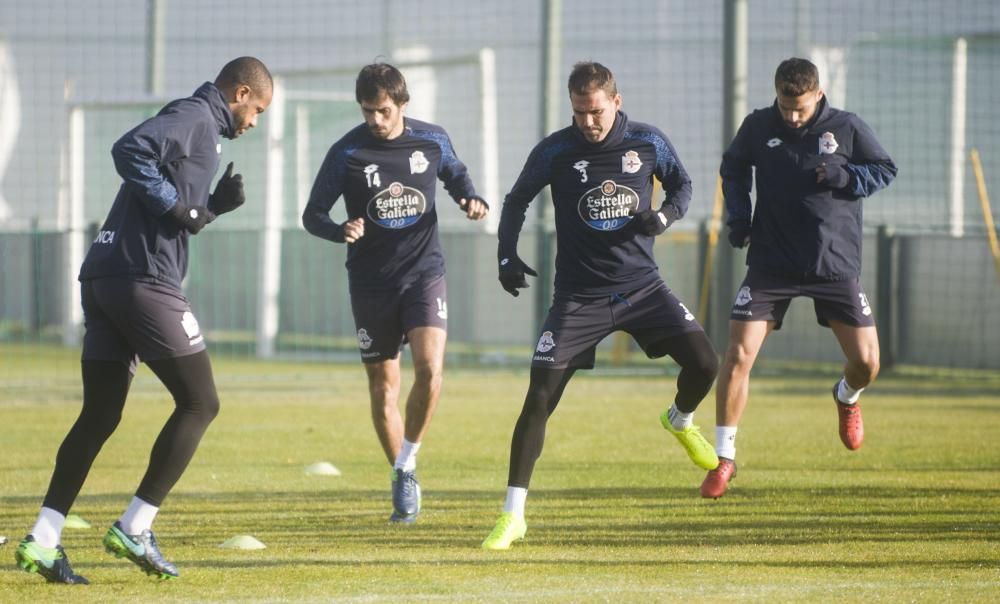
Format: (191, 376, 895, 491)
(530, 279, 704, 369)
(81, 277, 207, 372)
(729, 270, 876, 329)
(350, 274, 448, 364)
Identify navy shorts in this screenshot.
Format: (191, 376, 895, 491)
(530, 280, 704, 369)
(730, 270, 876, 329)
(350, 274, 448, 363)
(81, 277, 207, 372)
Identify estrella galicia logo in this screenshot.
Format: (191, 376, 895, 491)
(366, 181, 427, 229)
(577, 180, 640, 231)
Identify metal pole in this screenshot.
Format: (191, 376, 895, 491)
(948, 37, 968, 238)
(535, 0, 560, 334)
(146, 0, 165, 96)
(64, 105, 85, 346)
(714, 0, 748, 349)
(257, 77, 285, 358)
(480, 47, 500, 234)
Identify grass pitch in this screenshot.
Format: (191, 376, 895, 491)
(0, 344, 998, 602)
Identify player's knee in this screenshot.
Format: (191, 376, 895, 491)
(201, 390, 221, 422)
(725, 341, 757, 372)
(79, 406, 124, 441)
(696, 349, 720, 383)
(851, 355, 880, 385)
(412, 361, 443, 391)
(182, 390, 220, 424)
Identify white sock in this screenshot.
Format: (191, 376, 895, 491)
(31, 507, 66, 549)
(837, 377, 863, 405)
(667, 403, 693, 431)
(502, 486, 527, 517)
(119, 496, 159, 535)
(715, 425, 738, 460)
(394, 438, 421, 472)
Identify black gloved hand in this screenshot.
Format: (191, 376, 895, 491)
(169, 203, 215, 234)
(208, 162, 245, 216)
(634, 206, 679, 236)
(816, 162, 850, 189)
(498, 255, 538, 297)
(727, 221, 751, 249)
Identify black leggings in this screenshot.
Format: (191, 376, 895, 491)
(507, 330, 718, 488)
(42, 350, 220, 513)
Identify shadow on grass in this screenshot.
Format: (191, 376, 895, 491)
(4, 485, 996, 553)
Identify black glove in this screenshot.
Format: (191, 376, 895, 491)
(498, 255, 538, 297)
(634, 206, 679, 236)
(817, 163, 850, 189)
(169, 203, 215, 234)
(727, 221, 751, 249)
(208, 162, 245, 216)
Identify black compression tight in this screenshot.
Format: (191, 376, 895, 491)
(505, 331, 718, 489)
(507, 367, 576, 489)
(651, 330, 720, 413)
(42, 350, 220, 513)
(42, 360, 133, 514)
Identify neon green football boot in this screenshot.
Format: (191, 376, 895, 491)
(14, 535, 89, 584)
(660, 411, 719, 471)
(481, 512, 527, 550)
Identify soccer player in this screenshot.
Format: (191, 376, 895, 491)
(701, 58, 897, 498)
(14, 57, 273, 583)
(481, 61, 719, 550)
(302, 63, 488, 524)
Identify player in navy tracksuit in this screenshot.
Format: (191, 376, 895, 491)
(482, 62, 719, 550)
(303, 63, 488, 524)
(15, 57, 272, 583)
(701, 58, 897, 499)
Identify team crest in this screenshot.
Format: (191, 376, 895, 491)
(577, 180, 640, 231)
(536, 331, 556, 353)
(367, 182, 427, 229)
(357, 328, 373, 350)
(621, 150, 642, 174)
(409, 150, 429, 174)
(181, 311, 203, 346)
(766, 138, 782, 148)
(734, 286, 752, 307)
(436, 297, 448, 320)
(819, 132, 838, 154)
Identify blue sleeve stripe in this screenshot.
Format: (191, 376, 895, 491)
(846, 163, 895, 198)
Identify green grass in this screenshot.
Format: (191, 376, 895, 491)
(0, 343, 998, 602)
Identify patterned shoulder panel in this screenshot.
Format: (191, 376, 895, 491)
(624, 126, 678, 177)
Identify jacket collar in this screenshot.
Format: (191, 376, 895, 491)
(570, 110, 628, 148)
(194, 82, 236, 139)
(771, 95, 831, 138)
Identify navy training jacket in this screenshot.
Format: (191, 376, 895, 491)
(498, 111, 691, 296)
(721, 97, 897, 281)
(79, 82, 235, 288)
(302, 117, 479, 292)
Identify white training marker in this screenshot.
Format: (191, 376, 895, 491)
(304, 461, 342, 476)
(219, 535, 266, 550)
(64, 514, 92, 529)
(0, 536, 8, 545)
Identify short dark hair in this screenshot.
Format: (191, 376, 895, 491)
(567, 61, 618, 97)
(774, 58, 820, 97)
(215, 56, 273, 96)
(355, 63, 410, 105)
